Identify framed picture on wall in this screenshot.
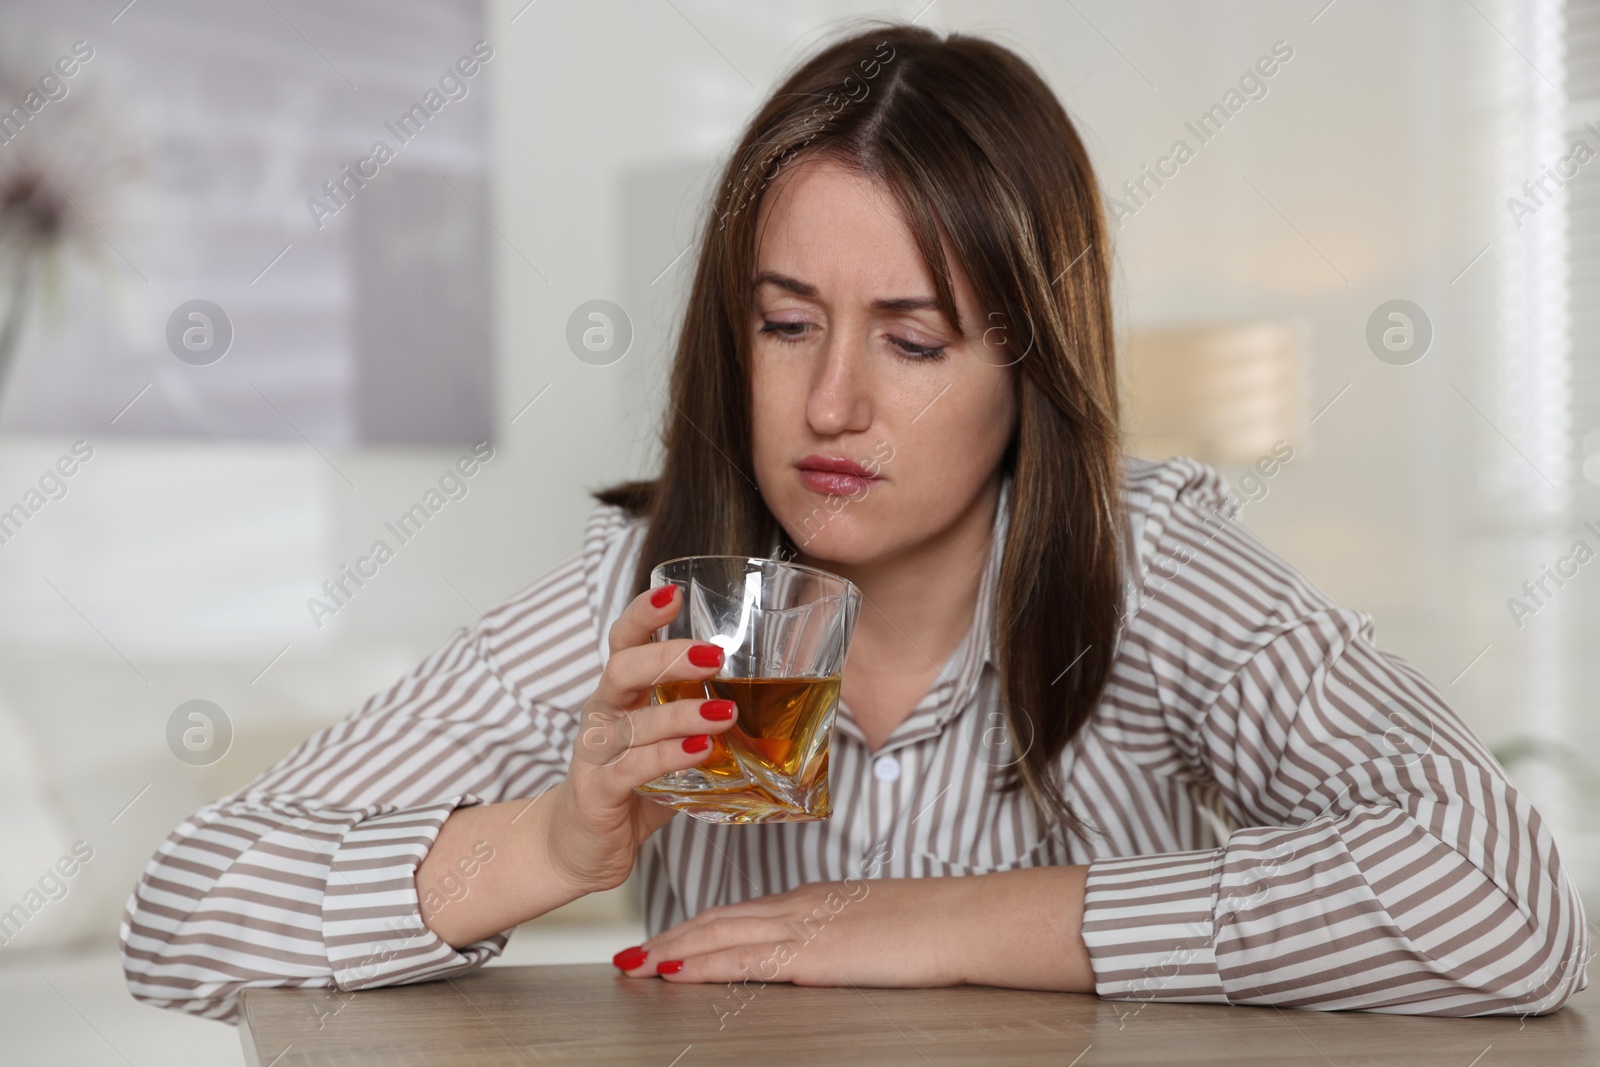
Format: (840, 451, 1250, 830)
(0, 0, 494, 446)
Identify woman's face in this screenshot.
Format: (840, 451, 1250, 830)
(749, 157, 1019, 568)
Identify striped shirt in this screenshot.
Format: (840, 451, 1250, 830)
(120, 456, 1590, 1022)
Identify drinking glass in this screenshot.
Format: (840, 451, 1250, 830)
(634, 555, 860, 824)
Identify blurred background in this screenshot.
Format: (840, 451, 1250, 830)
(0, 0, 1596, 1062)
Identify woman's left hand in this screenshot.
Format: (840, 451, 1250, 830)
(614, 876, 968, 986)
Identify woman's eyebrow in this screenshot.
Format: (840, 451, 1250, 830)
(754, 270, 940, 314)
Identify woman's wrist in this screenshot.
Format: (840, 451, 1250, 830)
(943, 865, 1096, 993)
(537, 779, 637, 898)
(415, 789, 595, 948)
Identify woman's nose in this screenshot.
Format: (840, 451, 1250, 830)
(806, 332, 872, 435)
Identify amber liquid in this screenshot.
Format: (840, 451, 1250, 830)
(644, 676, 840, 822)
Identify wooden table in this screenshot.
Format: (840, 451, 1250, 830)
(239, 964, 1599, 1066)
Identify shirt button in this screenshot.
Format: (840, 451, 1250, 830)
(873, 754, 901, 782)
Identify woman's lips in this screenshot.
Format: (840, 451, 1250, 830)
(798, 469, 877, 496)
(795, 455, 882, 497)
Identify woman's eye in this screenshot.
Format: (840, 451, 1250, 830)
(890, 336, 948, 361)
(759, 321, 809, 343)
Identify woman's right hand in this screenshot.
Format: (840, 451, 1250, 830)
(542, 583, 737, 895)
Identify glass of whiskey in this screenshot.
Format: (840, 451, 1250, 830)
(635, 554, 860, 824)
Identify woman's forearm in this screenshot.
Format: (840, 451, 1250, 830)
(945, 864, 1095, 993)
(415, 788, 593, 948)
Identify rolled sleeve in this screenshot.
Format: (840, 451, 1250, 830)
(1081, 848, 1229, 1004)
(322, 796, 510, 992)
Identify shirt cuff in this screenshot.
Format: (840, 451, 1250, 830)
(321, 795, 510, 991)
(1080, 847, 1230, 1004)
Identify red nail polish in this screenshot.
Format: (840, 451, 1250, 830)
(650, 586, 676, 608)
(700, 699, 735, 721)
(683, 734, 710, 753)
(688, 644, 723, 668)
(613, 946, 648, 970)
(656, 959, 684, 975)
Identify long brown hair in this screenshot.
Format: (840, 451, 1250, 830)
(594, 19, 1125, 841)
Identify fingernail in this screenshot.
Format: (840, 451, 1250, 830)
(688, 644, 724, 668)
(683, 734, 710, 753)
(650, 586, 676, 608)
(700, 699, 735, 721)
(656, 959, 684, 975)
(613, 946, 648, 970)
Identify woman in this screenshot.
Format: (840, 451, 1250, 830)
(121, 21, 1588, 1022)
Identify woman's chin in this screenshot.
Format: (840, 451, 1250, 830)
(786, 525, 882, 572)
